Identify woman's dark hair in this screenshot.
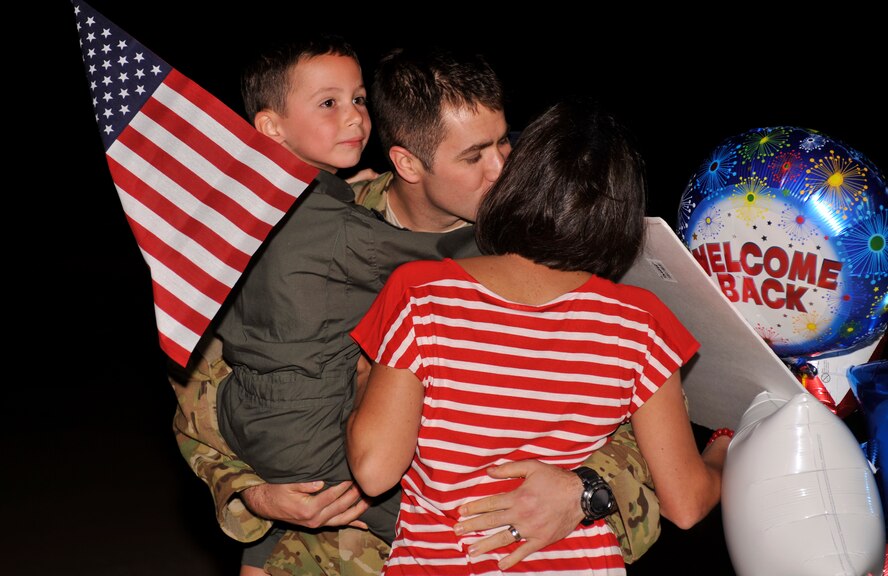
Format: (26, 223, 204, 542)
(474, 97, 647, 281)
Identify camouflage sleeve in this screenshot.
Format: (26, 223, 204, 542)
(585, 420, 660, 564)
(169, 334, 272, 543)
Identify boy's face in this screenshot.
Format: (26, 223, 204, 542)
(275, 54, 370, 173)
(418, 104, 511, 226)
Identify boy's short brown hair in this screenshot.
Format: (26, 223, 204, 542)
(240, 35, 359, 122)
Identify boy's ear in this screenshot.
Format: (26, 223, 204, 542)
(389, 146, 423, 184)
(254, 110, 284, 144)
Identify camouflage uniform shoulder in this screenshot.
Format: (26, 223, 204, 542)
(352, 171, 393, 213)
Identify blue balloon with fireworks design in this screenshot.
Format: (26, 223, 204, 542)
(677, 126, 887, 360)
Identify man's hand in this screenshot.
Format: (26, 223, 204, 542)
(242, 480, 371, 530)
(453, 460, 585, 570)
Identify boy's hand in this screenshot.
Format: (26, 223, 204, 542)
(345, 168, 379, 184)
(453, 460, 584, 570)
(242, 480, 370, 530)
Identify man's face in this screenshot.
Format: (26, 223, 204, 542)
(419, 104, 511, 227)
(276, 54, 371, 173)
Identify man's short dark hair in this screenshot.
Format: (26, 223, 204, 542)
(241, 34, 359, 122)
(370, 47, 505, 171)
(474, 97, 647, 281)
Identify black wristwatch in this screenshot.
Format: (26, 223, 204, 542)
(574, 466, 617, 524)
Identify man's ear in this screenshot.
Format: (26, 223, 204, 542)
(389, 146, 423, 184)
(254, 110, 284, 144)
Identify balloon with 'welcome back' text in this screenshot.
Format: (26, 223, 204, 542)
(677, 126, 887, 361)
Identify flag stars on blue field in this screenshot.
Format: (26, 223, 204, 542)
(74, 3, 169, 146)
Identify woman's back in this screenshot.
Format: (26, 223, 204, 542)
(352, 257, 696, 574)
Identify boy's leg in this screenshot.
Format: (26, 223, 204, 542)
(241, 527, 286, 574)
(216, 366, 357, 485)
(355, 485, 400, 545)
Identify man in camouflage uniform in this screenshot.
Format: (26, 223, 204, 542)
(172, 47, 661, 575)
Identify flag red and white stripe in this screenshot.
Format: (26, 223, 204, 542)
(72, 1, 318, 366)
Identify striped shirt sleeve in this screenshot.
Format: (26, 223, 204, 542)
(351, 261, 426, 375)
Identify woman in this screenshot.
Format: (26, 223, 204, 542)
(347, 97, 730, 575)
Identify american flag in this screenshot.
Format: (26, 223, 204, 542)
(71, 1, 319, 367)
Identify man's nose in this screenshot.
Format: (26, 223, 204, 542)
(484, 147, 507, 180)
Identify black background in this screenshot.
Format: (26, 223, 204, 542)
(15, 2, 884, 574)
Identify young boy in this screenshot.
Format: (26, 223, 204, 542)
(208, 34, 403, 568)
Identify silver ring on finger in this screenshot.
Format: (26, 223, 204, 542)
(508, 525, 522, 542)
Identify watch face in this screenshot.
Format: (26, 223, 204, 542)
(576, 467, 616, 521)
(591, 486, 615, 514)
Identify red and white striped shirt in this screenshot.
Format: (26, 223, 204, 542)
(352, 258, 699, 575)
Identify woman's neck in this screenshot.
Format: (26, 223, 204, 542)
(458, 254, 592, 305)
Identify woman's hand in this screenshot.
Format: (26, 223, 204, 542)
(454, 460, 585, 570)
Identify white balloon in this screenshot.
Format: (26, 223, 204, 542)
(722, 391, 886, 576)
